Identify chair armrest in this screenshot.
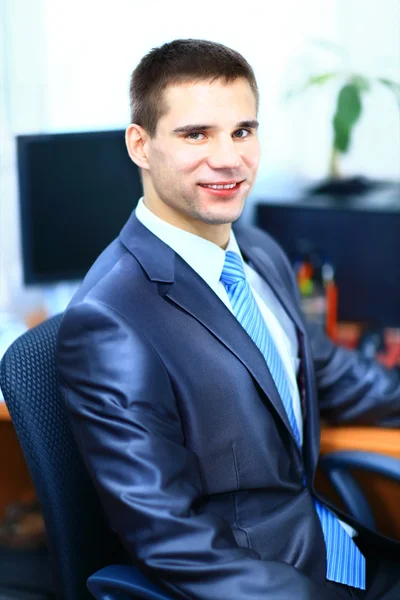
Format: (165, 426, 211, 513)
(319, 451, 400, 530)
(87, 564, 172, 600)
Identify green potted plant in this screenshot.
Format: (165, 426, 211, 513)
(286, 41, 400, 187)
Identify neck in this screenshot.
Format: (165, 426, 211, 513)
(143, 195, 231, 249)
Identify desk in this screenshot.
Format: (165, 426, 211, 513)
(0, 403, 36, 520)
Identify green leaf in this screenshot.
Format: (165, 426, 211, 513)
(333, 119, 351, 154)
(332, 83, 362, 153)
(351, 75, 371, 93)
(377, 78, 400, 106)
(285, 72, 340, 100)
(307, 72, 340, 86)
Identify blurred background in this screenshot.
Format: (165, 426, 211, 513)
(0, 0, 399, 597)
(1, 0, 399, 329)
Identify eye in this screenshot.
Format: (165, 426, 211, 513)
(233, 129, 250, 138)
(186, 132, 206, 140)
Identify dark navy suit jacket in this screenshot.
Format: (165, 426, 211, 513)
(57, 211, 400, 600)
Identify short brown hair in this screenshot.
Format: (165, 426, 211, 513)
(129, 39, 259, 137)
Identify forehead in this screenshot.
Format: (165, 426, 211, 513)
(159, 78, 257, 128)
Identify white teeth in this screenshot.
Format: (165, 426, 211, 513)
(201, 183, 237, 189)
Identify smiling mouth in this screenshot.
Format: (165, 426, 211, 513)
(198, 180, 244, 190)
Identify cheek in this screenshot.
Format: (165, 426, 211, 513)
(243, 141, 260, 170)
(173, 146, 206, 173)
(152, 144, 204, 177)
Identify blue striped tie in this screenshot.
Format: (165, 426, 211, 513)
(220, 251, 365, 590)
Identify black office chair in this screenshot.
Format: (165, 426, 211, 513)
(319, 451, 400, 531)
(1, 316, 399, 599)
(0, 315, 171, 600)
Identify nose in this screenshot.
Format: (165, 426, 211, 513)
(207, 135, 241, 170)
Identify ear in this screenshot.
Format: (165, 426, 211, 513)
(125, 124, 150, 170)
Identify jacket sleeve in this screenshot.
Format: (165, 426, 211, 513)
(259, 227, 400, 428)
(306, 321, 400, 427)
(57, 300, 341, 600)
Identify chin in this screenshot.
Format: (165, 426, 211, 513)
(199, 207, 244, 226)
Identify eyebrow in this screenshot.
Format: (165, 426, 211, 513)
(172, 120, 259, 135)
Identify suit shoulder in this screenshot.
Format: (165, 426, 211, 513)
(235, 224, 291, 265)
(67, 237, 146, 310)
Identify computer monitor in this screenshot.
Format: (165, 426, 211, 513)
(255, 200, 400, 328)
(17, 129, 142, 284)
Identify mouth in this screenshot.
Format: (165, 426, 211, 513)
(198, 180, 245, 197)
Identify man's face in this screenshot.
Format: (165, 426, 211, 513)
(141, 78, 260, 237)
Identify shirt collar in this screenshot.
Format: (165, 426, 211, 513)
(135, 197, 244, 289)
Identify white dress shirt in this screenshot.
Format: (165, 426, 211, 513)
(135, 197, 356, 538)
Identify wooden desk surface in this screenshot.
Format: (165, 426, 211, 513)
(320, 426, 400, 458)
(0, 402, 35, 519)
(0, 402, 10, 422)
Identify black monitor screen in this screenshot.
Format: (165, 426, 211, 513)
(256, 201, 400, 328)
(17, 129, 142, 284)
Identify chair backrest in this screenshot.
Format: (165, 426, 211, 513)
(0, 315, 128, 600)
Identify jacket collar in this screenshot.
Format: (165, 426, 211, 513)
(120, 209, 175, 283)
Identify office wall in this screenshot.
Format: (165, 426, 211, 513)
(0, 0, 399, 317)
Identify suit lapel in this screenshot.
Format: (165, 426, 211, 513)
(237, 237, 321, 469)
(165, 255, 301, 447)
(236, 234, 320, 458)
(299, 332, 321, 474)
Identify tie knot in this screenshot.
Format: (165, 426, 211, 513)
(220, 251, 246, 286)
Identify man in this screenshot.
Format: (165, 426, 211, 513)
(57, 39, 400, 599)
